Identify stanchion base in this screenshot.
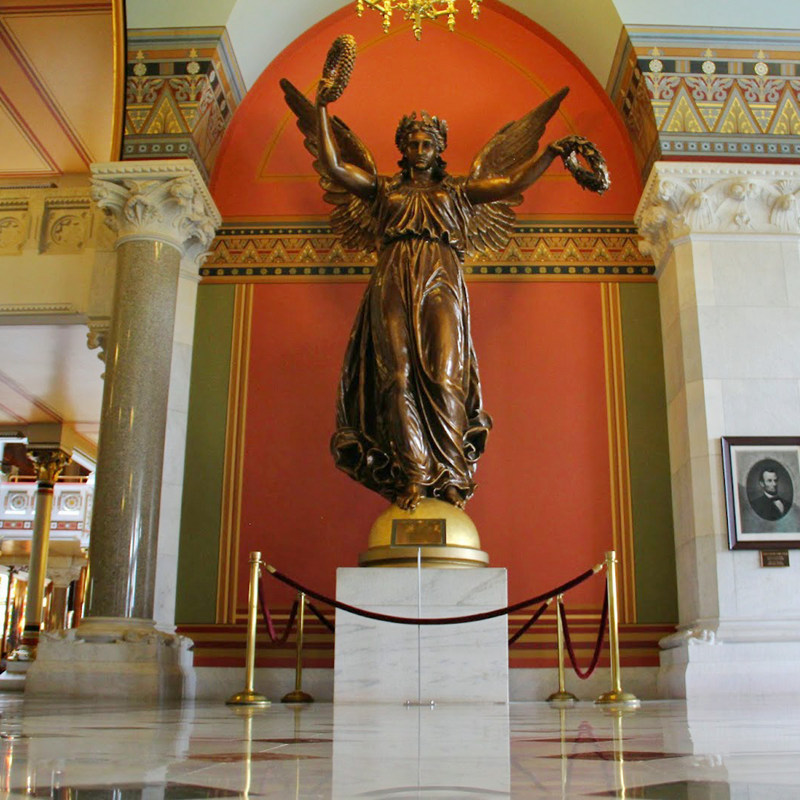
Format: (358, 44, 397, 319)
(594, 689, 640, 707)
(547, 690, 578, 704)
(281, 689, 313, 703)
(226, 689, 271, 706)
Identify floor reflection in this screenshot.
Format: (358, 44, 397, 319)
(0, 697, 797, 798)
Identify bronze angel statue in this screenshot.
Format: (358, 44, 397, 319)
(281, 35, 608, 513)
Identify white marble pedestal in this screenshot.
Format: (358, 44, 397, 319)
(334, 567, 508, 703)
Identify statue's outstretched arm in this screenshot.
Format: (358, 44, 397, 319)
(464, 141, 565, 204)
(317, 89, 377, 201)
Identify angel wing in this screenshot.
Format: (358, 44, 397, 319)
(465, 87, 569, 256)
(280, 78, 379, 253)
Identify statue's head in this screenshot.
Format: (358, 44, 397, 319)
(395, 111, 448, 177)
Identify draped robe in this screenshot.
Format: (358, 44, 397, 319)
(331, 174, 492, 505)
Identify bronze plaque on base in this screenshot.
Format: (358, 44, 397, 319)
(392, 519, 446, 546)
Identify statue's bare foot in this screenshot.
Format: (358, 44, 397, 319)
(443, 485, 466, 509)
(396, 483, 422, 511)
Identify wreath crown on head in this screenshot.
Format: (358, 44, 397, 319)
(395, 111, 449, 154)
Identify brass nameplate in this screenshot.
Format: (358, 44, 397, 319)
(391, 519, 446, 546)
(760, 550, 790, 567)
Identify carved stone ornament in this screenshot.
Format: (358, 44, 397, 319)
(27, 449, 71, 485)
(0, 204, 30, 255)
(636, 162, 800, 267)
(86, 319, 109, 365)
(90, 160, 221, 268)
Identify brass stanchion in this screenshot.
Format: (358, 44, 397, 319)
(595, 551, 639, 707)
(227, 551, 270, 706)
(282, 591, 314, 703)
(547, 594, 578, 704)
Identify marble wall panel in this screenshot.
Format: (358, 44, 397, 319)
(661, 314, 686, 404)
(781, 240, 800, 306)
(731, 547, 800, 620)
(667, 387, 690, 474)
(671, 460, 695, 549)
(678, 306, 703, 385)
(696, 305, 800, 380)
(685, 379, 723, 460)
(720, 378, 800, 434)
(657, 251, 680, 326)
(710, 240, 788, 308)
(174, 274, 200, 346)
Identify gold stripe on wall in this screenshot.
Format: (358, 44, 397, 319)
(601, 283, 637, 623)
(216, 284, 254, 623)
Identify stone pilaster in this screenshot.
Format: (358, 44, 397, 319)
(636, 161, 800, 698)
(25, 160, 220, 701)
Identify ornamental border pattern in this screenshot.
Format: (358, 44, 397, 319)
(609, 26, 800, 180)
(201, 222, 654, 283)
(123, 28, 245, 182)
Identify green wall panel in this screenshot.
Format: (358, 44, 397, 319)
(175, 284, 235, 623)
(620, 283, 678, 623)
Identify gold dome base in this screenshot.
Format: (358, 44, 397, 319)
(359, 498, 489, 568)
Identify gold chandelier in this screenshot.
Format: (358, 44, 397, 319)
(356, 0, 482, 40)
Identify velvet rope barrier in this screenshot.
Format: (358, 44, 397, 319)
(508, 599, 551, 645)
(306, 600, 336, 633)
(257, 582, 299, 644)
(559, 584, 609, 679)
(262, 562, 602, 626)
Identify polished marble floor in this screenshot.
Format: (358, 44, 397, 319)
(0, 695, 798, 798)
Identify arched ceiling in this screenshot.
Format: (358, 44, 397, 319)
(127, 0, 800, 94)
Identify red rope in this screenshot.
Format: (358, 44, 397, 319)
(257, 582, 298, 643)
(559, 585, 608, 679)
(306, 600, 335, 633)
(508, 601, 550, 645)
(265, 565, 598, 626)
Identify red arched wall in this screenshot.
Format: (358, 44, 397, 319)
(219, 2, 640, 613)
(211, 1, 641, 218)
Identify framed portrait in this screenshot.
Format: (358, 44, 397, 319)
(722, 436, 800, 549)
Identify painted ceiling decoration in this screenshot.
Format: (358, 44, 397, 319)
(0, 0, 122, 180)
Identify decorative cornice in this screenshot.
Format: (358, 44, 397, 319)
(90, 160, 222, 267)
(0, 303, 76, 315)
(635, 161, 800, 265)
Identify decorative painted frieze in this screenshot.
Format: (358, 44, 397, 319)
(123, 30, 245, 181)
(609, 27, 800, 178)
(201, 222, 654, 282)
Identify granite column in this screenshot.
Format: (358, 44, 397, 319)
(26, 160, 220, 700)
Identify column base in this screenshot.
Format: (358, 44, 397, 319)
(658, 619, 800, 699)
(24, 617, 195, 701)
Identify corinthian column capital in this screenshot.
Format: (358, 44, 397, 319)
(90, 160, 222, 269)
(636, 162, 800, 268)
(27, 448, 71, 486)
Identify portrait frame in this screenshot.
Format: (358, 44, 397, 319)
(721, 436, 800, 550)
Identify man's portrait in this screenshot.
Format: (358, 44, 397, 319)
(722, 437, 800, 549)
(747, 460, 792, 522)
